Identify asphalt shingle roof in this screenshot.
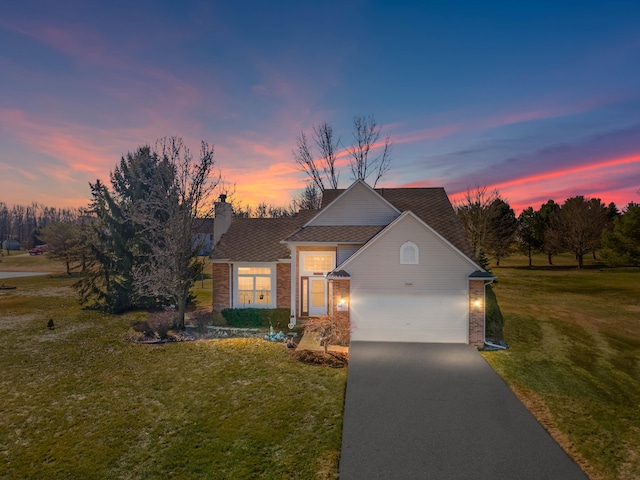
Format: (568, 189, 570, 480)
(321, 187, 475, 260)
(211, 210, 316, 262)
(283, 225, 385, 243)
(212, 186, 476, 263)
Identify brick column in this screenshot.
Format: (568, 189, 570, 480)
(331, 279, 351, 343)
(213, 263, 230, 315)
(276, 263, 291, 309)
(468, 280, 486, 349)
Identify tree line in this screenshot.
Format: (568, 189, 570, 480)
(455, 186, 640, 268)
(0, 202, 85, 251)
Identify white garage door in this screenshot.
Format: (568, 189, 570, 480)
(350, 291, 469, 343)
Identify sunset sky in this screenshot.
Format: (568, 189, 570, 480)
(1, 0, 639, 214)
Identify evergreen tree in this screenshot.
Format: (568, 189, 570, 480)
(538, 200, 560, 265)
(485, 198, 517, 266)
(601, 203, 640, 266)
(516, 207, 540, 267)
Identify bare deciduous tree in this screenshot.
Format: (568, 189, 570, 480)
(38, 221, 87, 275)
(293, 131, 326, 192)
(455, 186, 500, 255)
(546, 196, 609, 268)
(313, 122, 340, 189)
(347, 114, 392, 187)
(293, 114, 393, 192)
(132, 137, 221, 329)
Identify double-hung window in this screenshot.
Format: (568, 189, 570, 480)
(235, 265, 274, 307)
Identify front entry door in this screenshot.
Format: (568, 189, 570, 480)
(309, 277, 327, 316)
(301, 276, 328, 316)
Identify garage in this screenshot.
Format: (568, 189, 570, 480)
(349, 290, 469, 343)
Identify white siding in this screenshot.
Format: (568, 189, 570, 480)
(337, 244, 362, 266)
(310, 181, 399, 226)
(346, 214, 476, 293)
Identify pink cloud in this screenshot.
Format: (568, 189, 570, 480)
(444, 153, 640, 213)
(470, 95, 618, 131)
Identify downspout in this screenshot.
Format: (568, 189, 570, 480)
(288, 245, 296, 329)
(229, 263, 233, 309)
(483, 278, 507, 350)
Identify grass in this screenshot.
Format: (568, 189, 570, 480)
(0, 263, 347, 479)
(482, 252, 640, 480)
(7, 251, 639, 478)
(0, 250, 66, 273)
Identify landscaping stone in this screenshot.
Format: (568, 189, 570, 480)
(206, 326, 263, 338)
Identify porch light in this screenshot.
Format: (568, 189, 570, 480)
(339, 297, 346, 305)
(474, 299, 482, 308)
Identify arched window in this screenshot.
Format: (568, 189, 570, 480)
(400, 241, 419, 264)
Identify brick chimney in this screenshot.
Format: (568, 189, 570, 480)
(213, 194, 232, 246)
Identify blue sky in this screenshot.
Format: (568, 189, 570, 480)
(1, 0, 639, 212)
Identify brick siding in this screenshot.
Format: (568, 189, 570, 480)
(468, 280, 486, 349)
(331, 279, 350, 326)
(212, 263, 230, 314)
(276, 263, 291, 308)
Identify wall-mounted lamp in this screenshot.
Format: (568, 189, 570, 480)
(473, 299, 482, 308)
(337, 297, 348, 311)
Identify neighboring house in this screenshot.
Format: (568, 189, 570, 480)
(211, 180, 494, 348)
(2, 239, 20, 251)
(193, 218, 214, 256)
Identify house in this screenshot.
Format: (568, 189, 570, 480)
(211, 180, 494, 348)
(2, 239, 20, 251)
(192, 218, 214, 256)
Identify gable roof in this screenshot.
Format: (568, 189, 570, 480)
(321, 186, 475, 260)
(305, 179, 400, 227)
(332, 210, 481, 273)
(211, 210, 317, 262)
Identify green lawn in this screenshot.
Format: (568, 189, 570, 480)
(0, 271, 346, 479)
(482, 253, 640, 480)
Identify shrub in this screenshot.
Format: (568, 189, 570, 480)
(485, 284, 504, 341)
(221, 308, 291, 328)
(303, 315, 350, 353)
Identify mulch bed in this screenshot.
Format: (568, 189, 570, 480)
(290, 349, 349, 368)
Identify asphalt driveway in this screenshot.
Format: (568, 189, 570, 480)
(339, 342, 587, 479)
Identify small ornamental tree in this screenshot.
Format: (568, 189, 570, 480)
(303, 315, 350, 354)
(38, 221, 87, 275)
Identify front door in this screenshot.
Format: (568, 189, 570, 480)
(299, 251, 335, 317)
(301, 276, 328, 316)
(309, 277, 327, 316)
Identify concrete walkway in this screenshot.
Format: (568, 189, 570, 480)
(339, 342, 587, 480)
(296, 333, 349, 353)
